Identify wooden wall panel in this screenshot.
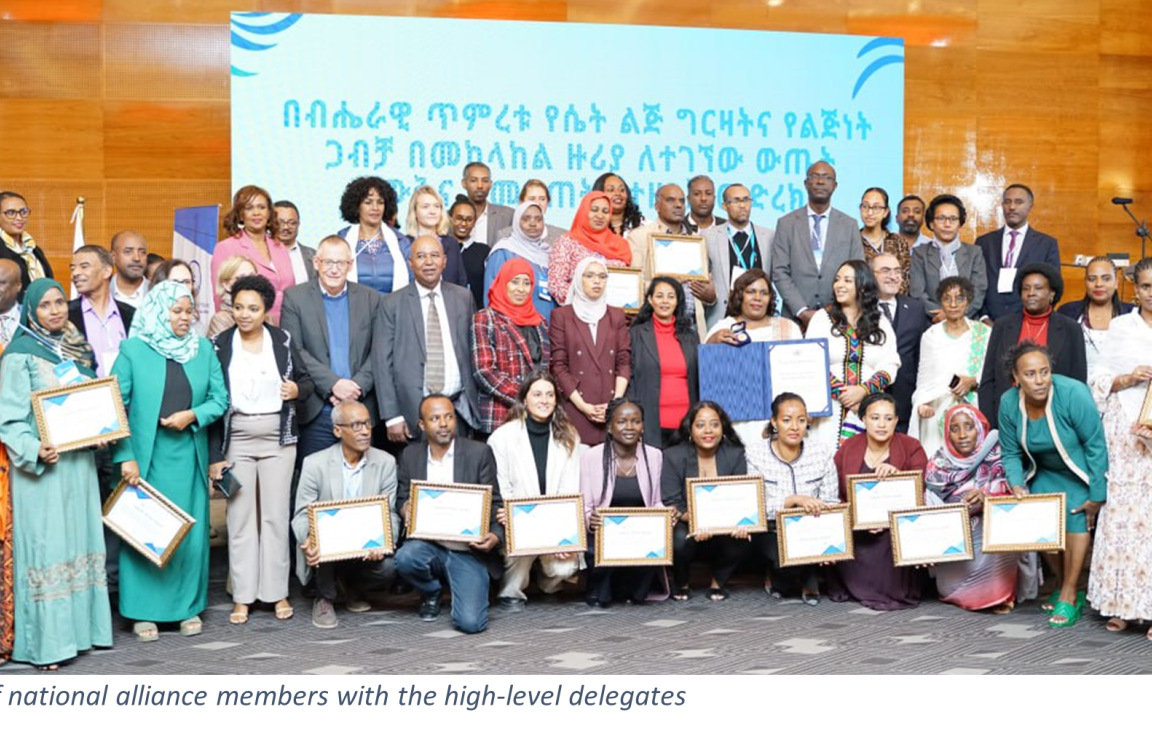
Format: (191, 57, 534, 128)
(0, 100, 105, 179)
(0, 22, 102, 99)
(104, 101, 230, 179)
(103, 180, 231, 254)
(104, 23, 230, 100)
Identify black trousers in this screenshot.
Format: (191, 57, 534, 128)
(751, 530, 819, 596)
(584, 550, 657, 605)
(315, 557, 396, 603)
(671, 521, 753, 588)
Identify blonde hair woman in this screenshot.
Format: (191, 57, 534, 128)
(207, 255, 258, 337)
(402, 185, 467, 287)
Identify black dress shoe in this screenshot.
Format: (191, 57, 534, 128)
(418, 594, 441, 622)
(498, 597, 526, 612)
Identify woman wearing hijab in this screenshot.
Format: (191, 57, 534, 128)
(547, 191, 634, 306)
(111, 281, 228, 641)
(549, 256, 631, 445)
(484, 202, 555, 321)
(472, 258, 551, 434)
(0, 279, 112, 669)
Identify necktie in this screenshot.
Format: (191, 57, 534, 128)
(811, 214, 824, 267)
(735, 230, 749, 253)
(425, 291, 445, 394)
(881, 300, 895, 325)
(1005, 230, 1020, 268)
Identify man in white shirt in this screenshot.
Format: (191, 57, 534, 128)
(274, 199, 316, 285)
(0, 258, 20, 347)
(461, 162, 513, 247)
(109, 230, 150, 307)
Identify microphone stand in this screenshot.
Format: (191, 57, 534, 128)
(1119, 202, 1149, 261)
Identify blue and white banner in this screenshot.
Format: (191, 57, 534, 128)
(172, 205, 219, 333)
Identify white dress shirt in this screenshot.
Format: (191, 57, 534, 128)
(285, 243, 310, 285)
(228, 327, 283, 414)
(111, 276, 149, 308)
(419, 282, 462, 397)
(1000, 223, 1030, 267)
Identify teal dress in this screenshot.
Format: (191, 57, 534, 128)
(0, 354, 113, 665)
(111, 337, 227, 622)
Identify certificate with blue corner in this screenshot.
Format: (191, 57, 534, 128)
(408, 481, 492, 544)
(32, 376, 130, 453)
(982, 493, 1066, 553)
(649, 234, 709, 281)
(767, 339, 833, 418)
(307, 496, 395, 562)
(889, 504, 973, 566)
(505, 494, 587, 556)
(605, 267, 643, 314)
(102, 478, 195, 569)
(776, 505, 854, 566)
(685, 475, 767, 536)
(595, 507, 674, 567)
(848, 471, 925, 530)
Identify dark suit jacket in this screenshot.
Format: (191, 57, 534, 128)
(484, 204, 515, 248)
(626, 319, 700, 447)
(548, 305, 632, 445)
(295, 243, 317, 283)
(1056, 299, 1135, 321)
(977, 311, 1087, 426)
(396, 437, 505, 579)
(884, 295, 930, 432)
(976, 227, 1061, 320)
(68, 297, 135, 341)
(909, 241, 987, 318)
(660, 441, 748, 512)
(770, 205, 864, 318)
(373, 281, 479, 433)
(280, 280, 381, 425)
(0, 243, 53, 300)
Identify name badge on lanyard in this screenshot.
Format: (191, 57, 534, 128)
(54, 359, 85, 386)
(729, 230, 758, 288)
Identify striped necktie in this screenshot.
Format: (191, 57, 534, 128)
(425, 291, 445, 393)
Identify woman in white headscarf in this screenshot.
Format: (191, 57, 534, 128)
(548, 255, 631, 445)
(483, 202, 555, 321)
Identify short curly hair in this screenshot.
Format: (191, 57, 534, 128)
(936, 275, 975, 304)
(229, 273, 276, 314)
(339, 176, 399, 225)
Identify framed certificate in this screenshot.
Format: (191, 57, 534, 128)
(983, 493, 1066, 553)
(32, 376, 130, 453)
(407, 481, 492, 543)
(594, 507, 674, 567)
(776, 505, 854, 566)
(685, 475, 767, 536)
(307, 496, 395, 563)
(1139, 381, 1152, 427)
(505, 494, 587, 556)
(889, 504, 974, 567)
(102, 478, 195, 569)
(649, 234, 709, 281)
(767, 339, 833, 418)
(848, 471, 925, 530)
(605, 267, 643, 314)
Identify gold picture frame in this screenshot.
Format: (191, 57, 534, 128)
(407, 480, 492, 543)
(983, 492, 1066, 553)
(847, 471, 925, 530)
(504, 494, 587, 556)
(685, 475, 767, 536)
(1139, 380, 1152, 427)
(102, 477, 195, 569)
(889, 504, 974, 567)
(31, 376, 130, 453)
(307, 495, 395, 563)
(648, 233, 709, 281)
(605, 266, 644, 315)
(776, 504, 854, 566)
(594, 507, 674, 567)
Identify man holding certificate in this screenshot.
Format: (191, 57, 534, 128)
(395, 395, 503, 634)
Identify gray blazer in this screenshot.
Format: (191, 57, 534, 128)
(485, 204, 515, 247)
(703, 222, 774, 330)
(280, 280, 381, 425)
(770, 206, 864, 318)
(373, 281, 480, 433)
(296, 243, 317, 283)
(291, 444, 400, 586)
(908, 241, 988, 319)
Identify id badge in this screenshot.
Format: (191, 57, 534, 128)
(997, 268, 1017, 294)
(53, 359, 85, 385)
(537, 278, 552, 303)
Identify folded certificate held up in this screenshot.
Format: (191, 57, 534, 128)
(595, 507, 674, 567)
(505, 494, 587, 556)
(307, 496, 395, 562)
(102, 478, 195, 569)
(407, 481, 492, 543)
(32, 376, 130, 453)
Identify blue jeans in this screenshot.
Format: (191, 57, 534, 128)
(395, 540, 490, 634)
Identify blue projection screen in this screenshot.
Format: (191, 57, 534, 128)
(231, 12, 904, 240)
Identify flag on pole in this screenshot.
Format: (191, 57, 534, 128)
(69, 196, 85, 298)
(172, 205, 220, 334)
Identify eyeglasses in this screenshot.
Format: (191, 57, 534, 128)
(2, 208, 30, 219)
(933, 215, 961, 225)
(724, 196, 752, 205)
(859, 204, 888, 213)
(874, 267, 901, 275)
(806, 173, 835, 183)
(319, 259, 351, 270)
(335, 420, 372, 432)
(279, 220, 299, 228)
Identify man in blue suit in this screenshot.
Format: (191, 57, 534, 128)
(977, 184, 1061, 321)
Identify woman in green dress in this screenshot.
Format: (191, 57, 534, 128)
(998, 341, 1108, 628)
(112, 281, 228, 640)
(0, 278, 113, 668)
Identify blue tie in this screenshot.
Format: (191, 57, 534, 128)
(811, 213, 824, 268)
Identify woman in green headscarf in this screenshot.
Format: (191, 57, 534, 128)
(111, 280, 227, 640)
(0, 278, 111, 669)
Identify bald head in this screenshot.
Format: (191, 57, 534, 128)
(804, 161, 838, 208)
(0, 258, 20, 313)
(655, 183, 686, 226)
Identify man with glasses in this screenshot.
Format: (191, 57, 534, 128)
(909, 194, 988, 322)
(293, 400, 400, 628)
(871, 252, 928, 433)
(770, 162, 864, 330)
(274, 199, 316, 285)
(0, 191, 53, 298)
(976, 184, 1061, 321)
(702, 183, 775, 328)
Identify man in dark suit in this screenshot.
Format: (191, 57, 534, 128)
(394, 395, 503, 634)
(977, 184, 1061, 321)
(462, 162, 514, 247)
(274, 200, 316, 285)
(0, 190, 53, 299)
(771, 161, 864, 329)
(871, 253, 929, 432)
(281, 234, 382, 462)
(375, 236, 479, 447)
(979, 263, 1086, 427)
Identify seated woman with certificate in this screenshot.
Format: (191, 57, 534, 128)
(746, 393, 840, 605)
(661, 401, 749, 602)
(581, 398, 666, 607)
(924, 403, 1034, 613)
(829, 392, 927, 610)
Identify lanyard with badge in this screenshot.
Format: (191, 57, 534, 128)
(17, 322, 87, 384)
(728, 226, 758, 288)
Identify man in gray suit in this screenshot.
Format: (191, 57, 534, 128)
(702, 183, 774, 330)
(281, 234, 382, 461)
(375, 236, 479, 446)
(909, 194, 988, 322)
(293, 401, 400, 628)
(274, 200, 316, 284)
(771, 161, 864, 329)
(462, 162, 514, 247)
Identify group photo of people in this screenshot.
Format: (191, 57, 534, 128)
(1, 157, 1150, 673)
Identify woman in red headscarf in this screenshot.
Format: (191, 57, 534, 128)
(547, 191, 633, 306)
(472, 258, 552, 433)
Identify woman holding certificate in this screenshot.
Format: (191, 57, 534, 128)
(806, 260, 900, 449)
(662, 401, 750, 602)
(547, 191, 634, 306)
(829, 392, 927, 610)
(998, 342, 1108, 628)
(1087, 257, 1152, 636)
(209, 275, 313, 625)
(112, 281, 228, 640)
(628, 278, 700, 447)
(0, 278, 112, 669)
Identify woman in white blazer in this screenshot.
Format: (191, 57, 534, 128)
(490, 371, 583, 611)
